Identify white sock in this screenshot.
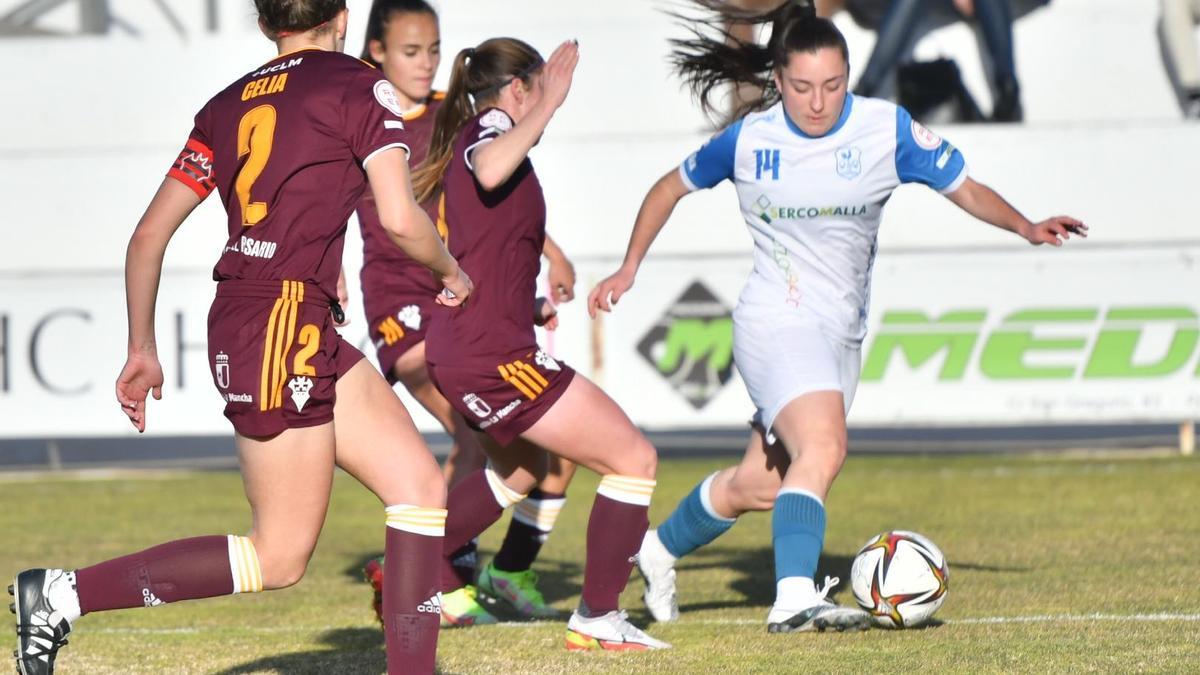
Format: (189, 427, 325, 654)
(774, 576, 816, 612)
(48, 570, 82, 626)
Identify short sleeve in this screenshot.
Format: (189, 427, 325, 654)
(679, 119, 742, 192)
(894, 107, 967, 193)
(344, 70, 411, 168)
(463, 109, 514, 172)
(166, 108, 216, 199)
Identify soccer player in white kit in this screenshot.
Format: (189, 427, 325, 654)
(589, 0, 1086, 633)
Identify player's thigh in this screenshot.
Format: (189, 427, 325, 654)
(520, 374, 656, 479)
(771, 390, 848, 497)
(237, 424, 336, 583)
(333, 359, 445, 508)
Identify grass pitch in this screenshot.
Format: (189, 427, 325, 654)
(2, 451, 1198, 673)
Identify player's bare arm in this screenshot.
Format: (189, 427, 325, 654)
(542, 234, 576, 302)
(366, 147, 473, 304)
(588, 168, 690, 317)
(471, 40, 579, 190)
(117, 178, 204, 431)
(946, 177, 1088, 247)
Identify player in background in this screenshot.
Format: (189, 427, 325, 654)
(412, 36, 669, 650)
(353, 0, 578, 624)
(589, 0, 1085, 634)
(9, 2, 471, 674)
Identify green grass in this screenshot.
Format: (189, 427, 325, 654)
(2, 452, 1199, 673)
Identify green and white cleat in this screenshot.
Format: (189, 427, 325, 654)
(477, 563, 561, 619)
(439, 585, 498, 628)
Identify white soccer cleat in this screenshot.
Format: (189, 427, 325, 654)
(636, 530, 679, 622)
(766, 576, 872, 634)
(564, 610, 671, 651)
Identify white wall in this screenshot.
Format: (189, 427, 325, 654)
(1, 0, 1198, 436)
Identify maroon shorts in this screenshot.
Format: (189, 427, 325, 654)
(208, 279, 364, 438)
(427, 349, 576, 446)
(363, 284, 437, 385)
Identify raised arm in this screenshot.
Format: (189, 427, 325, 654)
(366, 147, 472, 304)
(945, 177, 1087, 246)
(587, 169, 691, 317)
(117, 179, 203, 431)
(471, 40, 578, 190)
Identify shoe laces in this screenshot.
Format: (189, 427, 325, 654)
(609, 610, 647, 640)
(509, 569, 546, 604)
(815, 576, 840, 604)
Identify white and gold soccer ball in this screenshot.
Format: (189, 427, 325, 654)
(850, 530, 949, 628)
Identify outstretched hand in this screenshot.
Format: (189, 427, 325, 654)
(540, 40, 579, 112)
(115, 352, 164, 433)
(1023, 216, 1088, 247)
(587, 268, 635, 318)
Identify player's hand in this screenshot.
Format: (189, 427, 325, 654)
(534, 296, 559, 330)
(547, 255, 577, 303)
(335, 267, 351, 327)
(1022, 216, 1088, 247)
(540, 39, 579, 111)
(437, 266, 473, 307)
(115, 352, 164, 433)
(953, 0, 975, 16)
(587, 267, 635, 318)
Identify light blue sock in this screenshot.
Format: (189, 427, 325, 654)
(655, 473, 736, 558)
(772, 489, 826, 582)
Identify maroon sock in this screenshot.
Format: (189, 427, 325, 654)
(580, 493, 649, 616)
(382, 524, 442, 675)
(440, 469, 506, 591)
(75, 535, 234, 614)
(492, 488, 563, 572)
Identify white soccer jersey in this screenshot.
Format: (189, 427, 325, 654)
(680, 95, 968, 345)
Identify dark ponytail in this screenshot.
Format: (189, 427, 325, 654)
(255, 0, 346, 40)
(411, 38, 544, 204)
(668, 0, 848, 120)
(359, 0, 438, 68)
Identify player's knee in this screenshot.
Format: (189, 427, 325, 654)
(727, 474, 779, 512)
(620, 436, 658, 480)
(257, 549, 313, 590)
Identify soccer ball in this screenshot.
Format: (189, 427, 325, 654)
(850, 530, 949, 628)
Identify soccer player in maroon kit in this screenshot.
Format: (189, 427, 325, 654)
(410, 36, 669, 651)
(353, 0, 580, 624)
(9, 2, 470, 674)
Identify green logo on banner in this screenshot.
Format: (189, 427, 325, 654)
(861, 306, 1200, 381)
(637, 282, 735, 409)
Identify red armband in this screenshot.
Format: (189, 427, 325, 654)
(167, 138, 216, 198)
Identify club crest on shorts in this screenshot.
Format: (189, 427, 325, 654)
(534, 350, 561, 372)
(835, 145, 862, 180)
(398, 304, 422, 331)
(215, 352, 231, 389)
(462, 393, 492, 418)
(288, 376, 314, 412)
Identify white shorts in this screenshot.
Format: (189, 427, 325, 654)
(732, 307, 862, 441)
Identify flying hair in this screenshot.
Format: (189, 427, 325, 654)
(667, 0, 848, 121)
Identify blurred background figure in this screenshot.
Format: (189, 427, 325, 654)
(1159, 0, 1200, 119)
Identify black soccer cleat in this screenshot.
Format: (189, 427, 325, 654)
(12, 570, 71, 675)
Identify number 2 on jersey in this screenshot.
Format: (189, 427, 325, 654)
(236, 104, 277, 226)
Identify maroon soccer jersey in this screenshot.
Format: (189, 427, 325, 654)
(425, 108, 548, 366)
(167, 48, 412, 301)
(357, 93, 445, 374)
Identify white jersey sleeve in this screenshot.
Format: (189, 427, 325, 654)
(679, 119, 743, 191)
(894, 107, 968, 194)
